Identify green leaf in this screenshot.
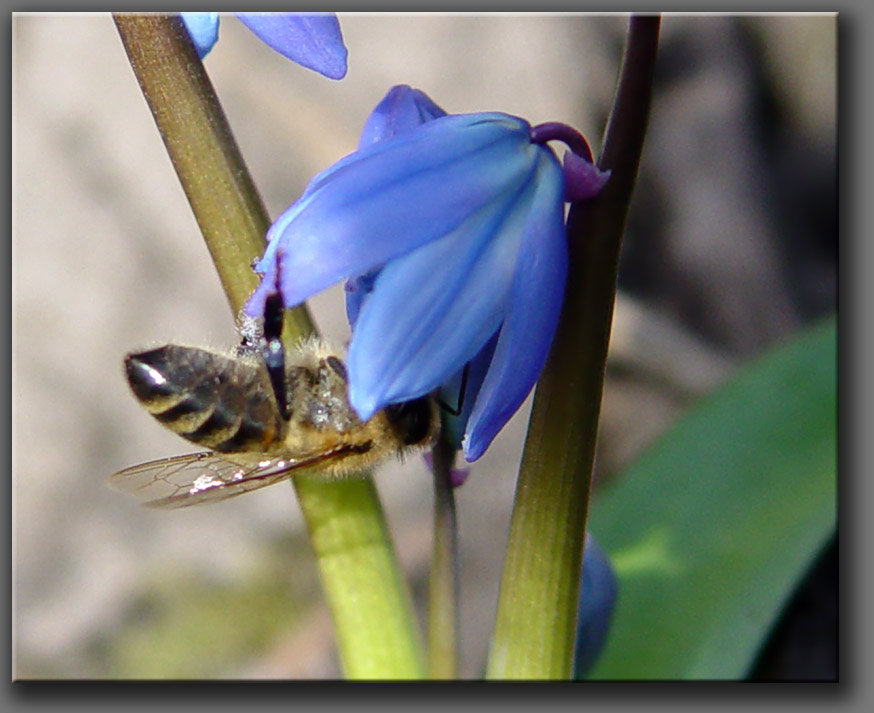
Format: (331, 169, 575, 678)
(587, 317, 836, 679)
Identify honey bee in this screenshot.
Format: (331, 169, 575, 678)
(109, 298, 439, 508)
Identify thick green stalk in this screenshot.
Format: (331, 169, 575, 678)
(487, 15, 660, 679)
(114, 13, 304, 328)
(294, 473, 424, 678)
(114, 14, 424, 679)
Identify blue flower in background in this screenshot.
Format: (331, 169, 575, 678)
(245, 85, 608, 461)
(181, 12, 347, 80)
(573, 533, 619, 678)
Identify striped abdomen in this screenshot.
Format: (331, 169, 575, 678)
(125, 346, 286, 453)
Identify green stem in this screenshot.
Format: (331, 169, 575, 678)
(427, 435, 460, 679)
(487, 15, 660, 679)
(295, 474, 425, 678)
(114, 13, 306, 329)
(115, 13, 424, 679)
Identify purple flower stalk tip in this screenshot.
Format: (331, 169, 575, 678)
(531, 122, 611, 202)
(421, 452, 471, 489)
(245, 85, 607, 461)
(181, 12, 347, 80)
(563, 152, 612, 203)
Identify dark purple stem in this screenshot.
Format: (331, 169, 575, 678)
(531, 122, 594, 163)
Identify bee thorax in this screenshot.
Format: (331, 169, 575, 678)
(287, 359, 360, 433)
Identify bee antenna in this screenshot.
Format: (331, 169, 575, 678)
(263, 292, 291, 420)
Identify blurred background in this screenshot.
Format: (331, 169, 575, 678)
(12, 14, 836, 679)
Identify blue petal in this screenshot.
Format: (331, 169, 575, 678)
(344, 270, 379, 327)
(255, 114, 535, 309)
(343, 87, 448, 326)
(300, 113, 528, 211)
(574, 534, 618, 678)
(307, 89, 448, 205)
(358, 85, 448, 150)
(462, 148, 566, 461)
(181, 12, 219, 58)
(235, 13, 347, 79)
(439, 333, 499, 449)
(347, 173, 539, 419)
(242, 236, 281, 318)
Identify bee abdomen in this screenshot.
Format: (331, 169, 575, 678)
(125, 346, 285, 452)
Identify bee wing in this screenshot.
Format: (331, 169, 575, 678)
(109, 450, 336, 509)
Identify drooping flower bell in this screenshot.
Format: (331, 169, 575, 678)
(244, 85, 608, 461)
(181, 12, 348, 80)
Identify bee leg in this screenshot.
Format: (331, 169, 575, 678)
(262, 292, 291, 420)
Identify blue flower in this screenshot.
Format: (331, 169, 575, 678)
(180, 12, 347, 80)
(573, 534, 618, 678)
(245, 86, 608, 460)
